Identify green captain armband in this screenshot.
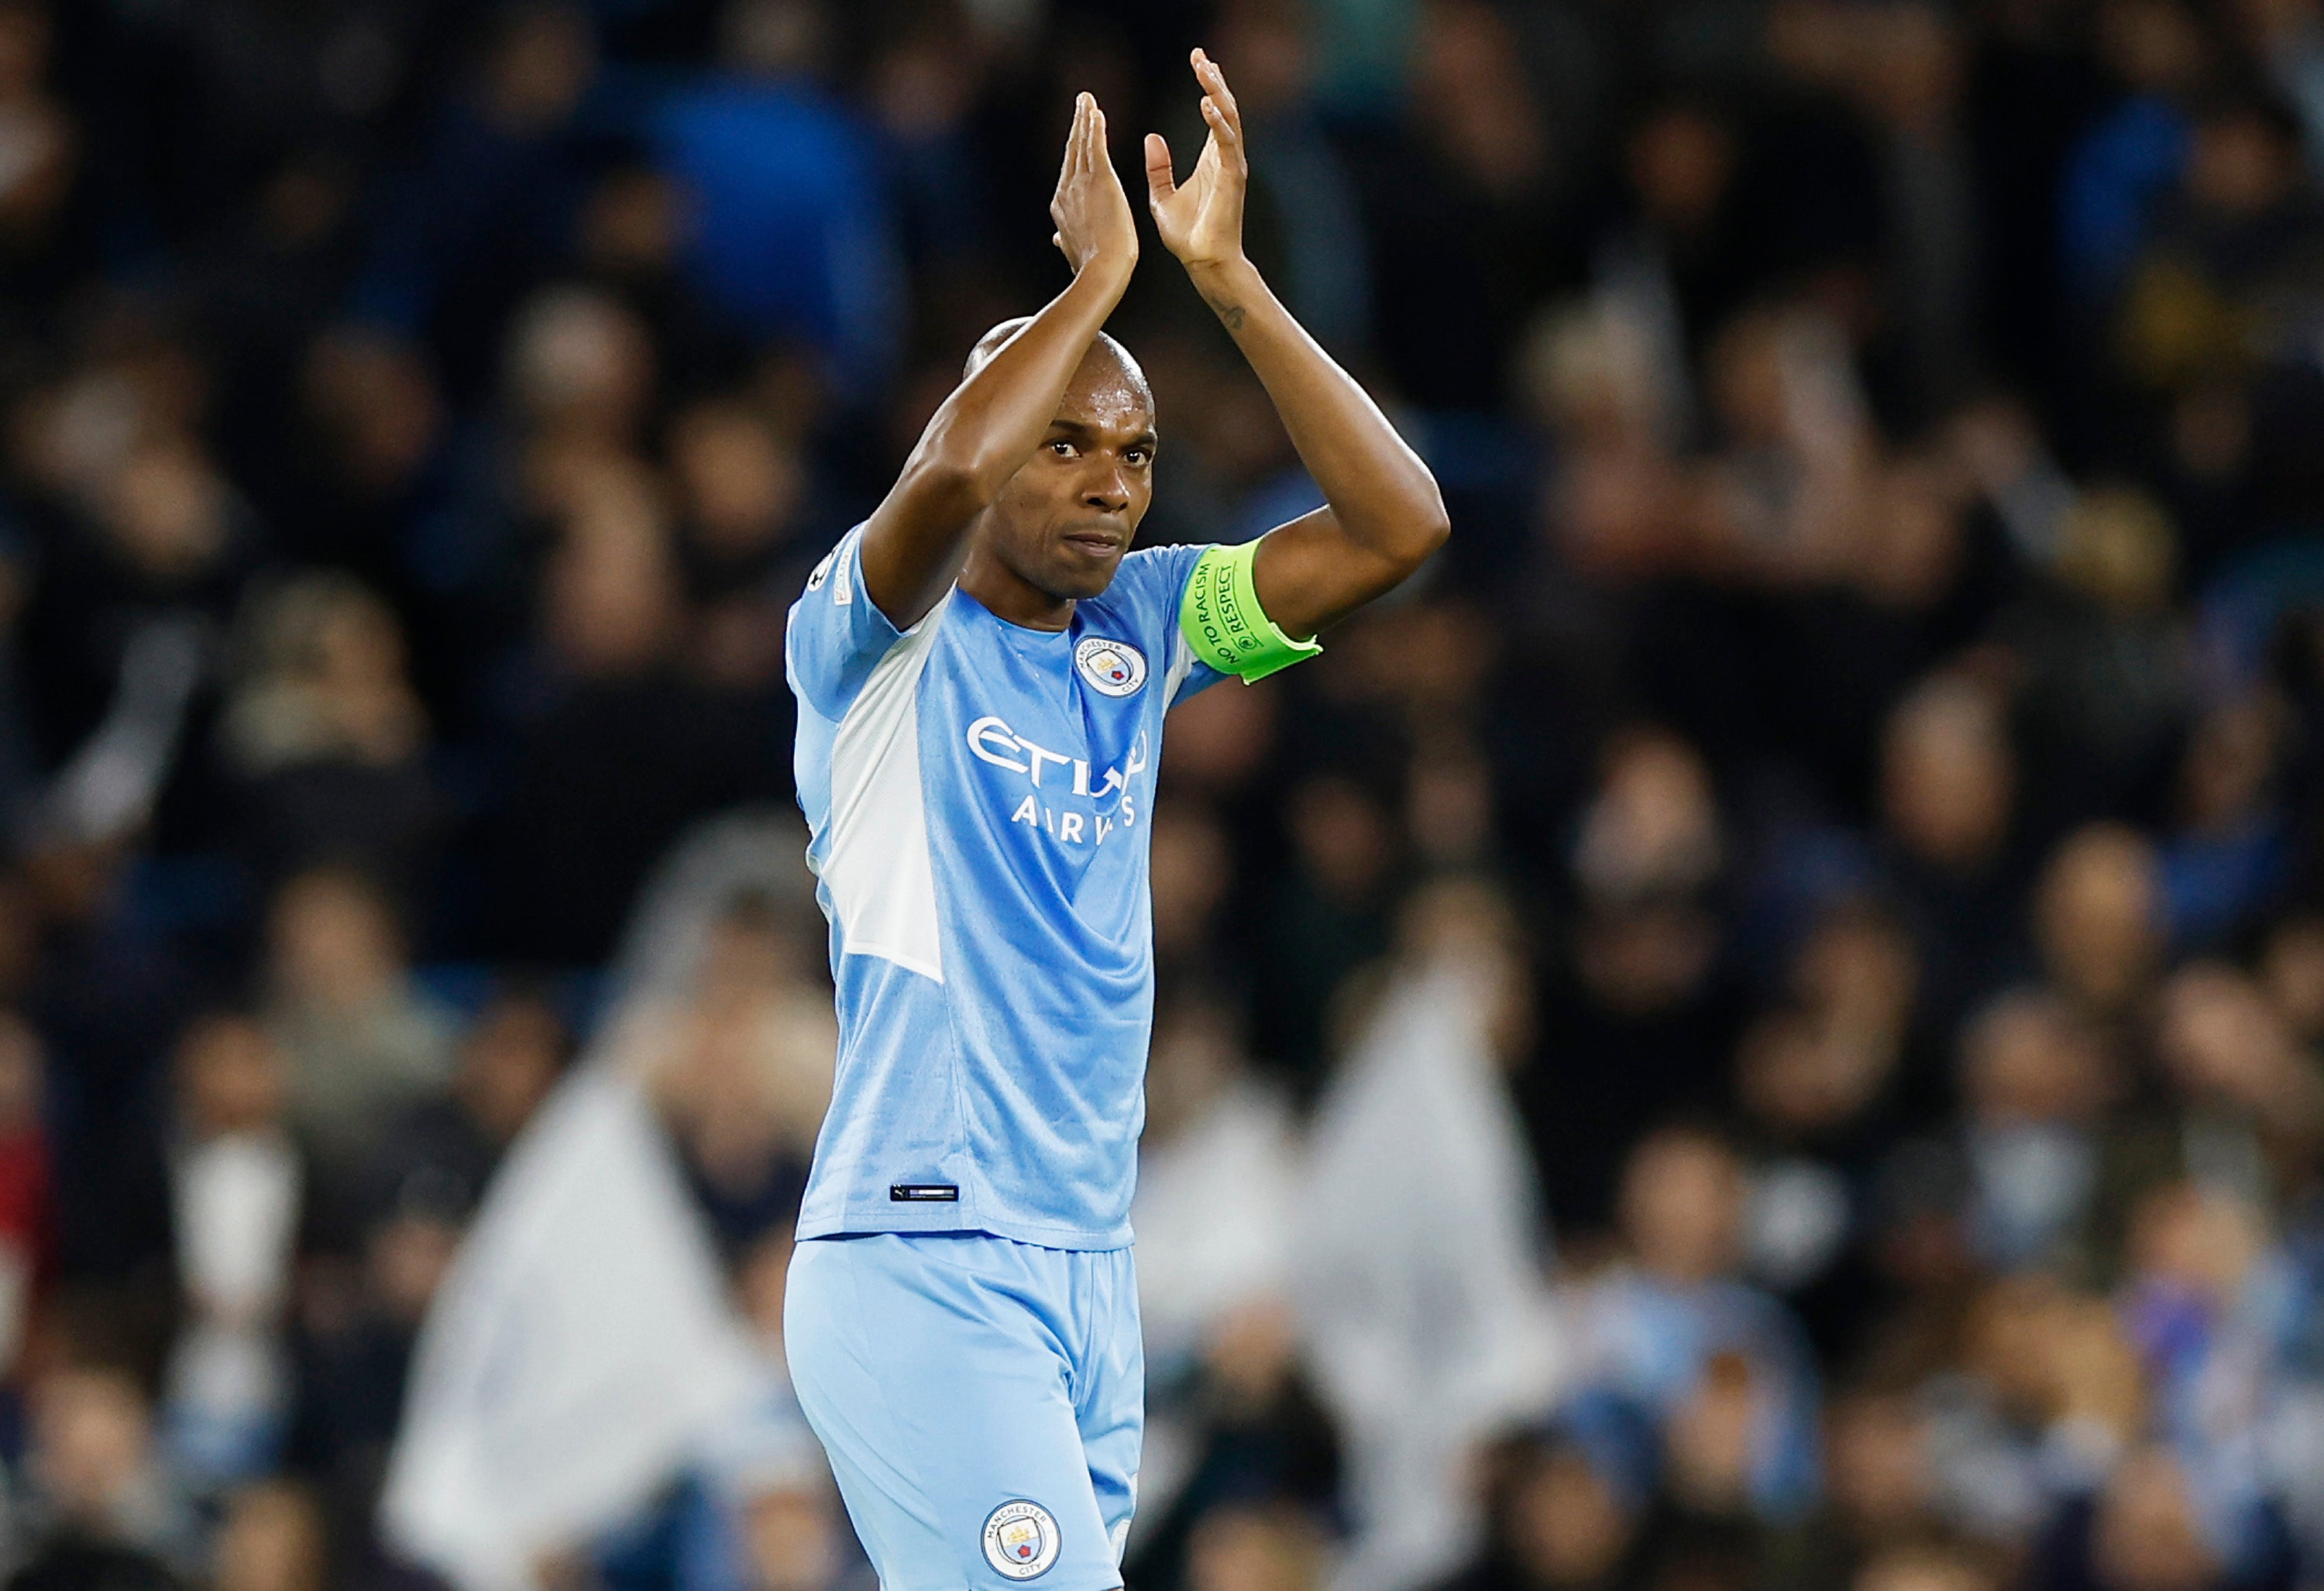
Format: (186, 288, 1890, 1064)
(1178, 541, 1323, 684)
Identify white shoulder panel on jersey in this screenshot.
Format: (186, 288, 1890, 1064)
(1162, 626, 1198, 708)
(823, 593, 951, 983)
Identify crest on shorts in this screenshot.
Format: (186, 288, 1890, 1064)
(1074, 637, 1147, 698)
(982, 1500, 1061, 1580)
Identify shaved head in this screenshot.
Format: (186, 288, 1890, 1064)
(966, 319, 1153, 414)
(948, 317, 1158, 611)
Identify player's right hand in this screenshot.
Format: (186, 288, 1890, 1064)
(1050, 91, 1138, 284)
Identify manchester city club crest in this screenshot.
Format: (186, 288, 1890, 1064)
(982, 1500, 1061, 1580)
(1074, 636, 1147, 697)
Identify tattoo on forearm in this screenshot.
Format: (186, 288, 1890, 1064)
(1203, 294, 1246, 331)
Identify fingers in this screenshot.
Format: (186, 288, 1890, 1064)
(1058, 91, 1087, 186)
(1061, 92, 1121, 185)
(1201, 96, 1236, 153)
(1054, 94, 1088, 257)
(1143, 132, 1176, 205)
(1086, 101, 1134, 208)
(1191, 48, 1243, 147)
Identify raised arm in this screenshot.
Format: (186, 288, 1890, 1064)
(862, 93, 1140, 627)
(1145, 51, 1449, 641)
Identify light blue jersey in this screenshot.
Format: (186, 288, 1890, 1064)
(786, 527, 1223, 1249)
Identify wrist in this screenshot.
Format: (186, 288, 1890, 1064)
(1075, 249, 1138, 296)
(1186, 254, 1262, 330)
(1185, 253, 1258, 293)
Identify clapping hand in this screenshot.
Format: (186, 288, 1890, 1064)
(1144, 50, 1249, 279)
(1051, 91, 1139, 283)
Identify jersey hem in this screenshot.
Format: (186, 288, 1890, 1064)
(796, 1209, 1133, 1251)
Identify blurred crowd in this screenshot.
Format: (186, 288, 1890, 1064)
(0, 2, 2319, 1591)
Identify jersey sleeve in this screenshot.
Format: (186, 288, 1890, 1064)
(1113, 543, 1230, 707)
(786, 524, 907, 721)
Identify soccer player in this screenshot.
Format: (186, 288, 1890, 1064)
(781, 53, 1447, 1591)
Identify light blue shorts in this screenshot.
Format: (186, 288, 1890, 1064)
(784, 1233, 1143, 1591)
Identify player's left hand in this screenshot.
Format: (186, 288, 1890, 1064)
(1144, 50, 1247, 276)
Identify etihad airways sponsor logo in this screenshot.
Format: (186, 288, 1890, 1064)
(965, 716, 1146, 846)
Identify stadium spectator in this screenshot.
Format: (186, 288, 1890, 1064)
(0, 1010, 51, 1380)
(15, 1359, 201, 1579)
(218, 574, 442, 899)
(210, 1480, 328, 1591)
(160, 1012, 301, 1490)
(360, 980, 569, 1229)
(1565, 1126, 1821, 1527)
(261, 867, 454, 1232)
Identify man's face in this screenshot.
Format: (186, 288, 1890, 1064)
(978, 352, 1155, 603)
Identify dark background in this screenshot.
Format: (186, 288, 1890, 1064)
(0, 2, 2319, 1591)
